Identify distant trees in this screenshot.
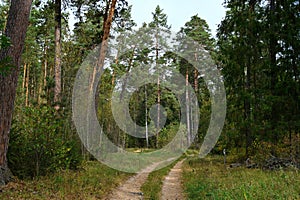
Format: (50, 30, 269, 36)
(176, 15, 214, 147)
(0, 0, 298, 184)
(218, 0, 299, 158)
(149, 5, 171, 148)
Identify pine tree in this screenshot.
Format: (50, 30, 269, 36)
(149, 5, 171, 148)
(0, 0, 32, 185)
(176, 15, 214, 146)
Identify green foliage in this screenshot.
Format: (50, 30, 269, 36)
(0, 6, 14, 76)
(0, 0, 9, 49)
(0, 56, 15, 76)
(158, 122, 180, 148)
(0, 33, 11, 49)
(8, 105, 82, 179)
(217, 0, 300, 157)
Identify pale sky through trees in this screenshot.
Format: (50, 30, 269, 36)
(127, 0, 226, 37)
(67, 0, 226, 37)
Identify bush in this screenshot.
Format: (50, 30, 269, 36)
(8, 105, 82, 179)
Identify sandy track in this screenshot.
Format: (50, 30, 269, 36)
(105, 158, 175, 200)
(161, 159, 186, 200)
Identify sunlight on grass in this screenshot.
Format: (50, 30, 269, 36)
(182, 156, 300, 200)
(0, 161, 131, 199)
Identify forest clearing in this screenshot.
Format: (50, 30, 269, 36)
(0, 0, 299, 199)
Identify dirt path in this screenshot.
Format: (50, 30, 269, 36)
(105, 158, 175, 200)
(161, 159, 186, 200)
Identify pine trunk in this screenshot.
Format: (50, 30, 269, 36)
(155, 32, 160, 149)
(145, 85, 149, 148)
(185, 68, 191, 146)
(0, 0, 32, 185)
(25, 63, 30, 106)
(89, 0, 117, 104)
(85, 0, 117, 157)
(54, 0, 62, 107)
(269, 0, 278, 144)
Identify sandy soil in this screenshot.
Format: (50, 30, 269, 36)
(105, 160, 168, 200)
(161, 159, 186, 200)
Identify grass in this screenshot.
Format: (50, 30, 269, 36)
(2, 153, 298, 199)
(140, 158, 182, 200)
(182, 155, 300, 200)
(0, 161, 131, 199)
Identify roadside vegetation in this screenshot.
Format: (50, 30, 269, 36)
(141, 158, 180, 199)
(182, 156, 300, 200)
(0, 161, 131, 199)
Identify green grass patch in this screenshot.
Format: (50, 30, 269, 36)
(182, 155, 300, 200)
(141, 158, 181, 200)
(0, 161, 131, 199)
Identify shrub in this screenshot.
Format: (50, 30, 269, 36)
(8, 105, 82, 179)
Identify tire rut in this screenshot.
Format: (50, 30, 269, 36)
(105, 158, 175, 200)
(161, 159, 186, 200)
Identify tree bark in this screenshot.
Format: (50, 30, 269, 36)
(25, 63, 30, 106)
(0, 0, 32, 185)
(85, 0, 117, 157)
(269, 0, 279, 144)
(54, 0, 62, 108)
(22, 63, 26, 89)
(145, 85, 149, 148)
(155, 31, 161, 149)
(185, 68, 191, 146)
(89, 0, 117, 110)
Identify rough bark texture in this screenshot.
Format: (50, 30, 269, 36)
(89, 0, 117, 115)
(54, 0, 62, 107)
(185, 69, 191, 146)
(155, 32, 160, 149)
(85, 0, 117, 158)
(0, 0, 32, 185)
(90, 0, 117, 91)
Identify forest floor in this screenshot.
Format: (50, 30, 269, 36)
(0, 154, 299, 199)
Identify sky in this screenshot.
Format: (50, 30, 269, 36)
(126, 0, 227, 37)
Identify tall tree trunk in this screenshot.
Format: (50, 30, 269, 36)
(145, 85, 149, 148)
(193, 53, 199, 93)
(43, 43, 48, 103)
(54, 0, 62, 108)
(85, 0, 117, 157)
(244, 63, 251, 158)
(156, 75, 161, 148)
(185, 68, 191, 146)
(119, 48, 135, 101)
(243, 0, 256, 158)
(25, 63, 30, 106)
(155, 32, 161, 149)
(0, 0, 32, 185)
(22, 63, 26, 89)
(269, 0, 278, 144)
(90, 0, 117, 104)
(243, 21, 252, 157)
